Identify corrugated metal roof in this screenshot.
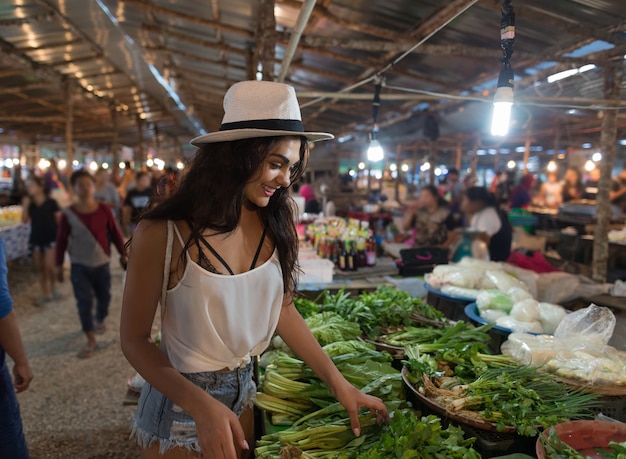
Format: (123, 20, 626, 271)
(0, 0, 624, 160)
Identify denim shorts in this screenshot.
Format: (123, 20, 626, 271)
(130, 363, 256, 454)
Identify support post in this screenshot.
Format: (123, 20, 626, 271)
(523, 136, 531, 173)
(136, 118, 145, 165)
(65, 80, 73, 181)
(255, 0, 276, 81)
(111, 106, 119, 175)
(592, 62, 622, 283)
(455, 142, 462, 171)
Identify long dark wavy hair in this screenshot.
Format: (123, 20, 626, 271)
(138, 136, 308, 296)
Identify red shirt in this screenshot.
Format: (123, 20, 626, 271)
(55, 202, 126, 266)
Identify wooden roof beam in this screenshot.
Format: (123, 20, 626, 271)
(141, 24, 246, 56)
(121, 0, 253, 38)
(16, 38, 84, 53)
(276, 34, 591, 65)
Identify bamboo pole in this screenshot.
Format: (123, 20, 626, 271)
(592, 62, 623, 283)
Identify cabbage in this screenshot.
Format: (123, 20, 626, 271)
(476, 289, 514, 313)
(538, 302, 567, 334)
(510, 299, 540, 322)
(480, 309, 508, 323)
(440, 285, 480, 300)
(496, 316, 544, 334)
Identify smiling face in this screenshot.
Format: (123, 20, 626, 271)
(243, 138, 302, 208)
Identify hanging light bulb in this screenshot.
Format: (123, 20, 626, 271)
(546, 160, 557, 172)
(367, 138, 384, 162)
(491, 0, 515, 137)
(491, 68, 514, 136)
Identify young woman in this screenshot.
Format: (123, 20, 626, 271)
(539, 171, 563, 209)
(562, 167, 583, 203)
(460, 186, 513, 261)
(21, 175, 60, 305)
(120, 81, 388, 459)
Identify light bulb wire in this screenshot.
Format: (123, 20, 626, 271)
(371, 82, 382, 141)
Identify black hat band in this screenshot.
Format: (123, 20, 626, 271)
(219, 119, 304, 132)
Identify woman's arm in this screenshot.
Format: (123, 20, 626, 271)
(276, 301, 389, 436)
(0, 310, 33, 393)
(20, 197, 30, 224)
(120, 220, 248, 458)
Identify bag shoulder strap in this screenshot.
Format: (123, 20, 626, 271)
(160, 220, 174, 319)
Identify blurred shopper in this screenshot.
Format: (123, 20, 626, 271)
(492, 170, 515, 209)
(562, 167, 583, 202)
(21, 176, 60, 305)
(298, 182, 321, 214)
(461, 187, 512, 261)
(117, 161, 135, 201)
(582, 167, 600, 200)
(610, 166, 626, 214)
(55, 170, 126, 358)
(94, 167, 120, 215)
(122, 171, 154, 237)
(510, 174, 535, 209)
(120, 80, 388, 458)
(402, 185, 450, 247)
(441, 168, 464, 205)
(0, 239, 33, 459)
(538, 171, 563, 209)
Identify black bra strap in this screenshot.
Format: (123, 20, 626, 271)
(198, 237, 235, 275)
(197, 228, 267, 275)
(250, 229, 267, 270)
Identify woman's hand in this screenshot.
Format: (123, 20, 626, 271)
(332, 378, 390, 437)
(192, 396, 249, 459)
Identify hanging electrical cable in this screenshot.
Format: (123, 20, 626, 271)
(366, 78, 384, 162)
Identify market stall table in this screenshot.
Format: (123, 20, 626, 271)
(0, 223, 30, 261)
(579, 235, 626, 281)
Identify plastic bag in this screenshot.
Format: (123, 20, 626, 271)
(554, 303, 616, 346)
(485, 269, 529, 293)
(496, 316, 543, 334)
(480, 308, 508, 323)
(510, 299, 540, 322)
(501, 305, 626, 385)
(440, 285, 480, 300)
(476, 289, 514, 313)
(426, 264, 482, 289)
(537, 302, 567, 334)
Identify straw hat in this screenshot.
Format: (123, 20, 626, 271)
(190, 81, 334, 145)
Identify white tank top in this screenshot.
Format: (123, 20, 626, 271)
(160, 222, 284, 373)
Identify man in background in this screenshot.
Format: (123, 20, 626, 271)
(122, 171, 154, 237)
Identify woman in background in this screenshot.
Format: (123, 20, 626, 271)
(538, 171, 563, 209)
(21, 176, 60, 305)
(562, 167, 583, 202)
(461, 186, 512, 261)
(402, 185, 449, 247)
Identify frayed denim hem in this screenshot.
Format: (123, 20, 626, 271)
(130, 419, 201, 455)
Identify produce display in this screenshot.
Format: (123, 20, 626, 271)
(502, 305, 626, 388)
(540, 426, 626, 459)
(256, 309, 483, 458)
(296, 286, 445, 339)
(0, 205, 22, 227)
(403, 341, 599, 436)
(426, 257, 568, 334)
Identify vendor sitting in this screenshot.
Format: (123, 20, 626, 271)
(401, 185, 450, 247)
(460, 186, 513, 262)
